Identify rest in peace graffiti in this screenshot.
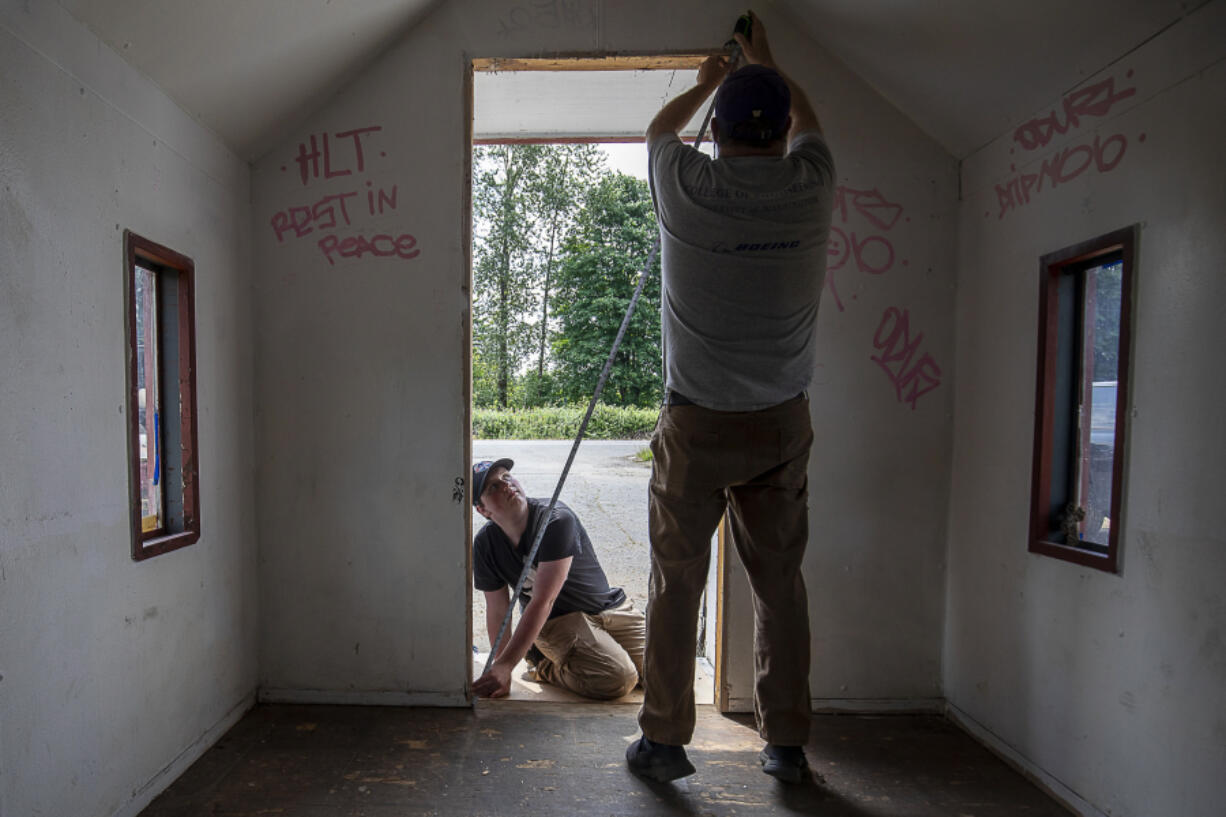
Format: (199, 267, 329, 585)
(269, 125, 421, 266)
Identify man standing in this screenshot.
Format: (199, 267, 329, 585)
(471, 458, 645, 700)
(626, 12, 835, 784)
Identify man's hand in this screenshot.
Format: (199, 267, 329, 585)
(646, 55, 729, 141)
(696, 54, 730, 89)
(733, 11, 823, 137)
(473, 660, 513, 698)
(733, 11, 776, 69)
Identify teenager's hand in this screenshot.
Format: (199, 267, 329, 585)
(473, 661, 512, 698)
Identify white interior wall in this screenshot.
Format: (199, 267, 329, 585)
(250, 0, 957, 708)
(11, 0, 1219, 814)
(946, 4, 1226, 816)
(0, 4, 258, 817)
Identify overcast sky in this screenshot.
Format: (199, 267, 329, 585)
(599, 143, 648, 179)
(598, 141, 715, 181)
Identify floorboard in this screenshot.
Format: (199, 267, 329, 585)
(139, 702, 1072, 816)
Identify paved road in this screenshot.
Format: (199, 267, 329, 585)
(471, 440, 654, 652)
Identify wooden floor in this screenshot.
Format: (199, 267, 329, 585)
(139, 701, 1072, 817)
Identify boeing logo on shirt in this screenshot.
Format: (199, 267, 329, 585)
(729, 240, 803, 252)
(735, 240, 804, 250)
(710, 240, 803, 253)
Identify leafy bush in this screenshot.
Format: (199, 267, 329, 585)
(473, 403, 659, 440)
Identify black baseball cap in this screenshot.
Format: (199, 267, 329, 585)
(714, 64, 791, 143)
(472, 458, 514, 506)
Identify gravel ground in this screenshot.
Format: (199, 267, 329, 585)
(470, 440, 655, 653)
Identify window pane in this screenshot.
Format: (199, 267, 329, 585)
(136, 264, 163, 533)
(1078, 261, 1122, 546)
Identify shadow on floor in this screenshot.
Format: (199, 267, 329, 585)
(139, 702, 1071, 816)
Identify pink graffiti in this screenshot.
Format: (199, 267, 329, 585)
(871, 307, 942, 410)
(269, 186, 399, 242)
(833, 186, 903, 230)
(827, 226, 895, 275)
(271, 123, 417, 265)
(824, 186, 905, 312)
(996, 133, 1127, 219)
(318, 233, 420, 266)
(1013, 77, 1136, 151)
(270, 193, 358, 243)
(293, 126, 382, 186)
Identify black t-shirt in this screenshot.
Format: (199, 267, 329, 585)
(473, 498, 625, 619)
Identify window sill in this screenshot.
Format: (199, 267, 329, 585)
(133, 528, 200, 561)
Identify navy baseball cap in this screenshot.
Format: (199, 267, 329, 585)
(714, 64, 791, 143)
(472, 458, 514, 506)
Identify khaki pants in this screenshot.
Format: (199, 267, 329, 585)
(639, 395, 813, 746)
(533, 598, 645, 700)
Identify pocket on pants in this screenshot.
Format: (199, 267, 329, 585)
(652, 410, 720, 497)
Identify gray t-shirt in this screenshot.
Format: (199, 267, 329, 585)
(647, 131, 835, 411)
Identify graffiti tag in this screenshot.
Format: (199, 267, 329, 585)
(871, 307, 942, 410)
(995, 133, 1128, 219)
(1013, 76, 1136, 151)
(272, 125, 420, 266)
(825, 186, 905, 312)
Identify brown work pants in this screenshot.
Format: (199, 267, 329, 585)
(639, 395, 813, 746)
(533, 598, 645, 700)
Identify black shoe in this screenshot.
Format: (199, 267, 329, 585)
(759, 744, 808, 783)
(626, 735, 696, 782)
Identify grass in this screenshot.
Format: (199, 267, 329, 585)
(473, 403, 659, 440)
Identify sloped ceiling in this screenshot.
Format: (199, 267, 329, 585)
(57, 0, 439, 160)
(799, 0, 1199, 157)
(57, 0, 1205, 161)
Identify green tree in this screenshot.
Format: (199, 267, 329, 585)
(523, 145, 604, 405)
(1091, 260, 1122, 381)
(472, 145, 544, 407)
(552, 173, 663, 407)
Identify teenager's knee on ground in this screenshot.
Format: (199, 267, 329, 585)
(564, 647, 639, 700)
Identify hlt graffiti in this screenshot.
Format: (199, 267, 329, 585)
(1013, 76, 1136, 151)
(825, 186, 906, 312)
(293, 126, 381, 185)
(271, 125, 420, 266)
(871, 307, 941, 410)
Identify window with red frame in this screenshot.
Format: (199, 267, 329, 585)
(1029, 226, 1136, 573)
(125, 231, 200, 560)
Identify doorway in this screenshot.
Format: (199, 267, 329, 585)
(465, 56, 723, 705)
